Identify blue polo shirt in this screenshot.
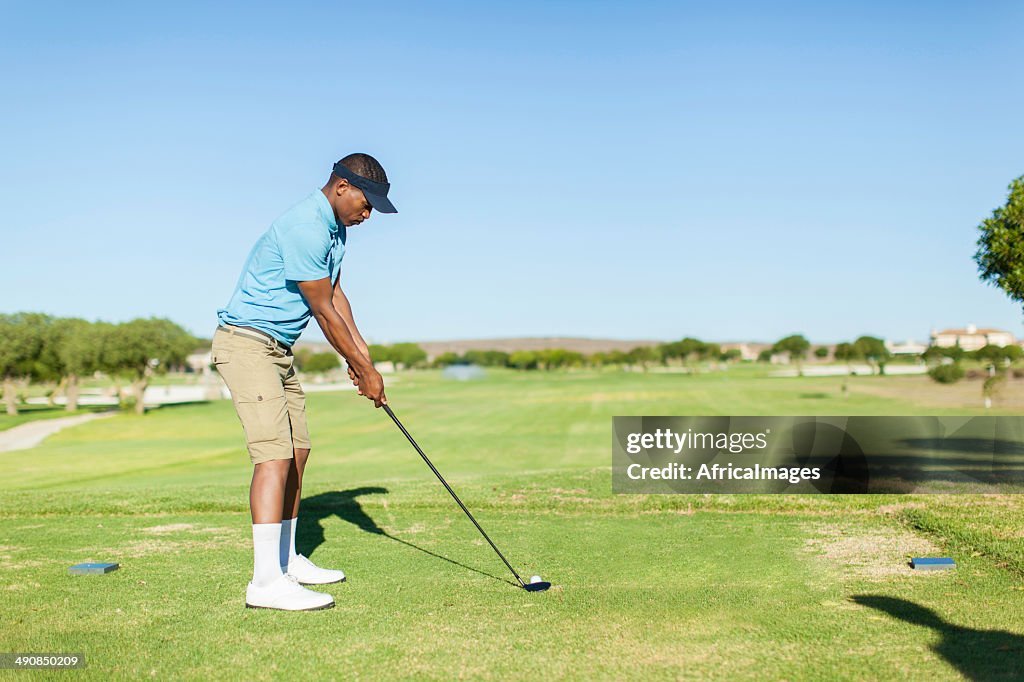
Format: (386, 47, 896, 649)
(217, 190, 346, 347)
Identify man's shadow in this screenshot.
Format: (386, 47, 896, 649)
(298, 487, 515, 586)
(853, 596, 1024, 680)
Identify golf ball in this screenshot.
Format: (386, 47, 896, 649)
(530, 575, 542, 584)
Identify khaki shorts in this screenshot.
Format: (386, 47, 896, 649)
(211, 325, 311, 464)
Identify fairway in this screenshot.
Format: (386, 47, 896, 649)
(2, 369, 1023, 680)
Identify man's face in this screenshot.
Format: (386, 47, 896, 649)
(336, 181, 373, 227)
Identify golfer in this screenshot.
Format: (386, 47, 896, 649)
(212, 153, 395, 611)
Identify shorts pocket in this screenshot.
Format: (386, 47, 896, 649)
(235, 394, 287, 444)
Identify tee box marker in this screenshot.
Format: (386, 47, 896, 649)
(910, 557, 956, 571)
(69, 562, 119, 575)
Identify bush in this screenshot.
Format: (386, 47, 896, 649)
(304, 352, 341, 374)
(432, 352, 463, 368)
(928, 364, 964, 384)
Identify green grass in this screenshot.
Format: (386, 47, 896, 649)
(0, 368, 1022, 680)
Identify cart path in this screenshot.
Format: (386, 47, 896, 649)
(0, 411, 117, 453)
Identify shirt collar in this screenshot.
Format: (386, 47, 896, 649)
(314, 189, 340, 236)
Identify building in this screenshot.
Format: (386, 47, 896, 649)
(930, 324, 1015, 351)
(885, 339, 928, 356)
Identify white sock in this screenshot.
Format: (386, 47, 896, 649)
(280, 516, 299, 570)
(252, 522, 284, 587)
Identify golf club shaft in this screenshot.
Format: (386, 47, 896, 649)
(382, 405, 526, 587)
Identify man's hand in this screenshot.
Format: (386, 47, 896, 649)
(297, 277, 387, 408)
(353, 366, 388, 408)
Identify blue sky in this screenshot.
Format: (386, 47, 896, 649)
(2, 1, 1022, 344)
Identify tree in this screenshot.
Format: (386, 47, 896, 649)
(508, 350, 538, 370)
(974, 175, 1024, 309)
(974, 344, 1005, 366)
(929, 364, 964, 384)
(0, 313, 51, 415)
(1003, 344, 1023, 364)
(304, 352, 341, 374)
(853, 336, 891, 375)
(772, 334, 810, 375)
(48, 318, 107, 412)
(292, 347, 314, 371)
(463, 350, 509, 367)
(389, 343, 427, 370)
(432, 351, 462, 368)
(103, 318, 196, 414)
(814, 346, 829, 359)
(367, 344, 392, 364)
(627, 346, 659, 372)
(720, 348, 742, 362)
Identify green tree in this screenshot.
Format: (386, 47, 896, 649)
(0, 313, 52, 415)
(974, 344, 1005, 366)
(367, 344, 392, 364)
(103, 318, 196, 414)
(1003, 344, 1023, 364)
(772, 334, 810, 375)
(853, 336, 891, 375)
(929, 363, 964, 384)
(508, 350, 538, 370)
(304, 352, 341, 374)
(292, 347, 314, 371)
(49, 318, 107, 412)
(699, 342, 721, 362)
(974, 175, 1024, 309)
(814, 346, 829, 359)
(390, 343, 427, 370)
(463, 350, 509, 367)
(627, 346, 659, 372)
(432, 351, 463, 368)
(720, 348, 742, 362)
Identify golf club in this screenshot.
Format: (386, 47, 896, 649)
(382, 404, 550, 592)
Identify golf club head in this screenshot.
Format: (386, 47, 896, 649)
(523, 581, 551, 592)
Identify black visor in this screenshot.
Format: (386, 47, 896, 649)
(332, 162, 397, 214)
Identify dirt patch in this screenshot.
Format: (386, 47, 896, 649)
(119, 535, 246, 558)
(802, 522, 943, 581)
(848, 374, 1024, 410)
(142, 523, 196, 534)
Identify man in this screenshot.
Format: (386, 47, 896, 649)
(212, 153, 396, 611)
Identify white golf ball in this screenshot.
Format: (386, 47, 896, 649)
(530, 575, 542, 584)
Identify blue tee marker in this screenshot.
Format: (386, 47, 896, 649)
(910, 557, 956, 571)
(69, 562, 119, 575)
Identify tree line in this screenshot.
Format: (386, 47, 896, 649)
(0, 313, 196, 415)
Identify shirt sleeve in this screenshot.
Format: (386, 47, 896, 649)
(277, 223, 331, 281)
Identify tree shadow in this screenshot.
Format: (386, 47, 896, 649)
(853, 596, 1024, 680)
(299, 487, 515, 587)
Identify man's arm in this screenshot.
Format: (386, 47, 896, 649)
(332, 277, 370, 360)
(296, 278, 386, 407)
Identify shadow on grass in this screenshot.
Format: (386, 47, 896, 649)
(300, 487, 516, 587)
(853, 596, 1024, 681)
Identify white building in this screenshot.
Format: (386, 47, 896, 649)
(930, 324, 1015, 351)
(885, 339, 928, 356)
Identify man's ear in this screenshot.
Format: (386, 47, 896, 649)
(335, 178, 350, 197)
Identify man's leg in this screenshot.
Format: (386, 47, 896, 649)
(283, 447, 311, 521)
(278, 442, 346, 584)
(249, 459, 291, 587)
(279, 447, 310, 570)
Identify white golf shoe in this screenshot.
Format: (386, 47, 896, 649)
(285, 553, 347, 585)
(245, 573, 335, 611)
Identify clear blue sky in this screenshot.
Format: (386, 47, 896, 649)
(2, 1, 1022, 344)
